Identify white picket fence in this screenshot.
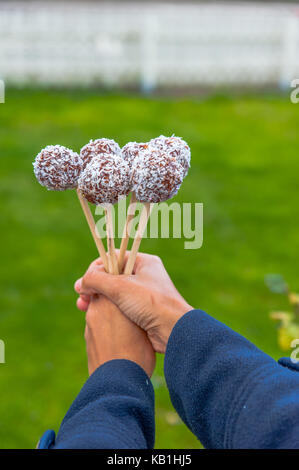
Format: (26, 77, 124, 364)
(0, 1, 299, 89)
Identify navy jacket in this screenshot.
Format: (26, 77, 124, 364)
(38, 310, 299, 449)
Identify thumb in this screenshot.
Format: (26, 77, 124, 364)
(79, 264, 127, 301)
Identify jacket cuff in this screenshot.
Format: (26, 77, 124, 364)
(165, 308, 206, 371)
(54, 359, 155, 449)
(61, 358, 154, 423)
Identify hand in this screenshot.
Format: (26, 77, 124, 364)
(75, 252, 192, 353)
(84, 294, 156, 377)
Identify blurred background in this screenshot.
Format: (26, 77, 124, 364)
(2, 0, 299, 91)
(1, 0, 299, 449)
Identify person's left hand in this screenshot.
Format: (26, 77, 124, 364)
(84, 295, 156, 377)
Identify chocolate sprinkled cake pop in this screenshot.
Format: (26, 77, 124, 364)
(149, 135, 191, 176)
(80, 138, 121, 169)
(121, 142, 149, 168)
(132, 148, 185, 203)
(33, 145, 83, 191)
(78, 153, 131, 206)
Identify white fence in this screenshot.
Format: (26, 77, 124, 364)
(0, 1, 299, 89)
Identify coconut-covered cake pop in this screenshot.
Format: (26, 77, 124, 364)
(33, 135, 191, 277)
(80, 138, 121, 169)
(132, 148, 185, 203)
(33, 145, 83, 191)
(149, 135, 191, 176)
(121, 142, 149, 168)
(78, 153, 131, 205)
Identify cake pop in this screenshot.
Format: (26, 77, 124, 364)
(33, 145, 82, 191)
(132, 148, 185, 203)
(123, 142, 189, 275)
(80, 138, 121, 169)
(78, 153, 131, 206)
(121, 142, 149, 168)
(149, 135, 191, 176)
(33, 144, 108, 271)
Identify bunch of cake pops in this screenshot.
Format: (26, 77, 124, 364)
(33, 135, 191, 275)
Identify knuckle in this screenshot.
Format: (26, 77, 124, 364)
(82, 268, 96, 287)
(136, 252, 161, 266)
(152, 254, 162, 264)
(90, 258, 100, 268)
(81, 274, 89, 290)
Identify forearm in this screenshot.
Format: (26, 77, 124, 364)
(53, 360, 155, 449)
(164, 309, 299, 449)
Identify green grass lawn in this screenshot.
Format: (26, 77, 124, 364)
(0, 88, 299, 449)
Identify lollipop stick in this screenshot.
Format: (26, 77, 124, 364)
(77, 189, 109, 272)
(118, 191, 137, 272)
(124, 202, 153, 275)
(105, 205, 119, 275)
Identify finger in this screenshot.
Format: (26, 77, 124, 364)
(81, 264, 126, 300)
(77, 297, 89, 312)
(79, 252, 160, 299)
(133, 252, 163, 274)
(87, 251, 158, 277)
(74, 278, 82, 294)
(89, 257, 105, 269)
(80, 293, 91, 303)
(76, 278, 98, 298)
(74, 258, 105, 294)
(112, 250, 160, 275)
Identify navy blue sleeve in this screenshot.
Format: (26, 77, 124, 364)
(52, 359, 155, 449)
(164, 309, 299, 449)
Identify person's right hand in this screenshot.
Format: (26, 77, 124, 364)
(75, 253, 193, 353)
(85, 295, 156, 378)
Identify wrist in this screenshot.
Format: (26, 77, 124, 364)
(152, 299, 193, 354)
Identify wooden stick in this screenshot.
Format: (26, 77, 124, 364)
(124, 202, 153, 275)
(105, 205, 119, 275)
(76, 189, 109, 272)
(118, 192, 137, 273)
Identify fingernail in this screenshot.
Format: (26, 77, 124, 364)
(74, 278, 82, 293)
